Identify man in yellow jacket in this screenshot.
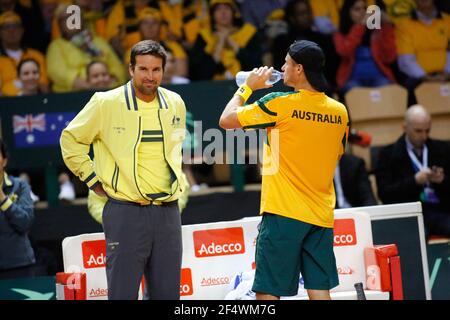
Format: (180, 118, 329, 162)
(60, 40, 187, 300)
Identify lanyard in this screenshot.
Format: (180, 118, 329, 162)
(407, 145, 428, 172)
(407, 144, 440, 203)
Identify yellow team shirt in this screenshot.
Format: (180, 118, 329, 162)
(0, 49, 49, 96)
(396, 13, 450, 74)
(136, 98, 171, 196)
(200, 23, 257, 79)
(383, 0, 416, 22)
(310, 0, 375, 28)
(237, 90, 349, 228)
(46, 37, 127, 93)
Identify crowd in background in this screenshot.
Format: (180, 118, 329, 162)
(0, 0, 449, 103)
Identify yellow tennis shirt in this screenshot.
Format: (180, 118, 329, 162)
(137, 98, 171, 196)
(237, 90, 349, 228)
(396, 13, 450, 74)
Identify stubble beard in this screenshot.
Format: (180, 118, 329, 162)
(136, 82, 157, 96)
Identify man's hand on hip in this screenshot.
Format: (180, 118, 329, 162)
(92, 184, 107, 197)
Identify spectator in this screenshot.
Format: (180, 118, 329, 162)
(239, 0, 290, 30)
(14, 58, 42, 96)
(396, 0, 450, 105)
(40, 0, 58, 47)
(334, 153, 377, 208)
(58, 172, 76, 203)
(0, 11, 48, 96)
(150, 0, 206, 45)
(0, 0, 47, 52)
(310, 0, 380, 34)
(375, 105, 450, 238)
(272, 0, 339, 93)
(51, 0, 107, 41)
(180, 0, 211, 48)
(123, 7, 188, 79)
(106, 0, 164, 58)
(46, 4, 126, 93)
(189, 0, 263, 81)
(0, 138, 36, 280)
(86, 61, 115, 90)
(2, 57, 42, 96)
(310, 0, 340, 34)
(18, 172, 39, 203)
(383, 0, 416, 23)
(334, 0, 397, 98)
(162, 49, 190, 85)
(106, 0, 209, 54)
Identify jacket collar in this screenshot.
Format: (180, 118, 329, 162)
(393, 134, 432, 158)
(123, 81, 169, 111)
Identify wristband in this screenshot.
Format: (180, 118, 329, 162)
(234, 84, 253, 103)
(0, 196, 12, 211)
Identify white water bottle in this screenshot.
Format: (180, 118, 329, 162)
(235, 70, 283, 87)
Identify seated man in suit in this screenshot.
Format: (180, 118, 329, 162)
(334, 153, 377, 209)
(375, 105, 450, 238)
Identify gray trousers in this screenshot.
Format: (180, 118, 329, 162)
(102, 198, 182, 300)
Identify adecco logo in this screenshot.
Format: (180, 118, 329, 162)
(89, 287, 108, 298)
(200, 276, 230, 287)
(180, 268, 193, 296)
(193, 227, 245, 258)
(82, 240, 106, 269)
(333, 219, 357, 246)
(337, 266, 355, 275)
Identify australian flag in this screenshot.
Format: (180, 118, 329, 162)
(13, 112, 76, 148)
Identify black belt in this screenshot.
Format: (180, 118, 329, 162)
(107, 196, 178, 207)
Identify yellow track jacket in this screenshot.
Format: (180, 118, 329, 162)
(60, 81, 186, 204)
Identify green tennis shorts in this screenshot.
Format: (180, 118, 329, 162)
(252, 213, 339, 297)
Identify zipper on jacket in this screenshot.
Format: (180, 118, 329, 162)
(132, 116, 149, 200)
(157, 108, 179, 200)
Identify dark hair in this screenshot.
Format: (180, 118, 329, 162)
(0, 138, 8, 159)
(86, 60, 108, 78)
(209, 2, 242, 31)
(17, 58, 40, 75)
(129, 40, 167, 70)
(285, 0, 312, 22)
(339, 0, 366, 35)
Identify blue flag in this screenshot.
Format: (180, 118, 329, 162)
(13, 112, 76, 148)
